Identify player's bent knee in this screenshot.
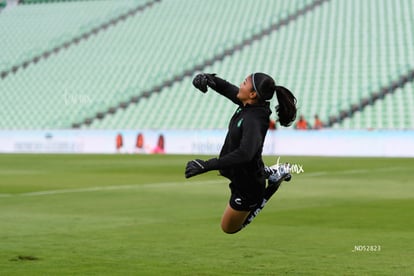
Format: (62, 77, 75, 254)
(221, 227, 240, 234)
(221, 204, 248, 234)
(221, 223, 242, 234)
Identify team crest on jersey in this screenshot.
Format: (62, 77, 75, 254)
(237, 118, 243, 127)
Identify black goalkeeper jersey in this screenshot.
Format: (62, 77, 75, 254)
(211, 76, 271, 182)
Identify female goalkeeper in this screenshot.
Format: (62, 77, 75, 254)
(185, 73, 297, 234)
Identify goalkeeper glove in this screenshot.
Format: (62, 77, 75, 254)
(192, 73, 216, 93)
(185, 158, 218, 178)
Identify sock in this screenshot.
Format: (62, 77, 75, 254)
(240, 198, 267, 229)
(264, 179, 282, 200)
(240, 179, 283, 229)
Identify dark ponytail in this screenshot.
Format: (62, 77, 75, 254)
(250, 72, 297, 126)
(274, 85, 297, 127)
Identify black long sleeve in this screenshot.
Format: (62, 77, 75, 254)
(210, 75, 242, 105)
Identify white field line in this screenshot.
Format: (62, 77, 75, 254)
(305, 172, 329, 177)
(0, 180, 225, 197)
(0, 169, 46, 175)
(0, 166, 407, 197)
(305, 166, 406, 177)
(305, 169, 368, 176)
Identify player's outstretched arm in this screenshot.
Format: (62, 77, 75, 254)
(192, 73, 240, 104)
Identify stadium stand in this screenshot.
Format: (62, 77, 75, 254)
(0, 0, 315, 129)
(0, 0, 153, 74)
(0, 0, 413, 130)
(20, 0, 93, 4)
(335, 80, 414, 129)
(0, 0, 160, 128)
(88, 0, 414, 130)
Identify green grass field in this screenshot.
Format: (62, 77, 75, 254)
(0, 154, 413, 275)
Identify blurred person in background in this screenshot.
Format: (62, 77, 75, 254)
(152, 134, 165, 154)
(135, 132, 146, 153)
(295, 115, 309, 130)
(269, 118, 277, 130)
(116, 133, 123, 153)
(313, 114, 323, 129)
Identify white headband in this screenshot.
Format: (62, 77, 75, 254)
(251, 73, 261, 98)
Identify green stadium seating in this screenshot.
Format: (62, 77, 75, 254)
(0, 0, 144, 72)
(1, 0, 310, 129)
(334, 82, 414, 129)
(0, 0, 413, 130)
(160, 0, 413, 130)
(21, 0, 101, 4)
